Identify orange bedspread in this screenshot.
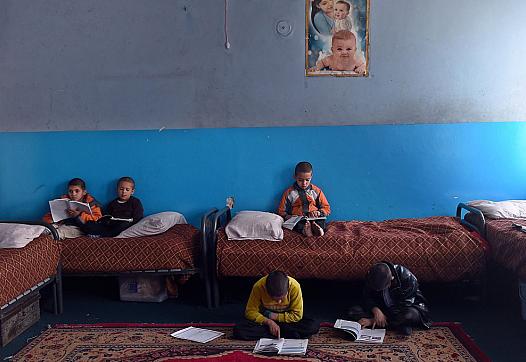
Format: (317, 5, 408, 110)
(485, 219, 526, 280)
(216, 217, 488, 282)
(0, 234, 60, 307)
(60, 224, 200, 273)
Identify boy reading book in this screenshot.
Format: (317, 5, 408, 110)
(81, 176, 143, 237)
(42, 178, 103, 240)
(233, 271, 319, 340)
(277, 161, 331, 237)
(347, 262, 432, 336)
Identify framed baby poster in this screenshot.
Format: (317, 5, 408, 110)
(306, 0, 370, 77)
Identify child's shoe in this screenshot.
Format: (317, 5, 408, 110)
(312, 222, 325, 237)
(398, 325, 413, 336)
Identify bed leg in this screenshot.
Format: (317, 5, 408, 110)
(212, 273, 220, 308)
(204, 273, 213, 308)
(56, 263, 63, 314)
(52, 283, 58, 315)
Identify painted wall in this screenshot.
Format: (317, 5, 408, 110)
(1, 1, 526, 224)
(1, 0, 526, 131)
(2, 122, 525, 227)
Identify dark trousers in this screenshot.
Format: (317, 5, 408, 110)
(347, 305, 423, 329)
(233, 317, 320, 340)
(80, 220, 131, 237)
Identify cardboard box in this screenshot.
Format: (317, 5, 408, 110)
(119, 276, 167, 303)
(0, 292, 40, 347)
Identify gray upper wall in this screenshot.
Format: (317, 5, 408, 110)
(1, 0, 525, 131)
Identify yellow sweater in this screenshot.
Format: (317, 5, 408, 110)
(244, 275, 303, 324)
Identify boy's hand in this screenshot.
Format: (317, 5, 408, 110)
(308, 210, 321, 218)
(264, 319, 280, 338)
(358, 318, 374, 328)
(371, 307, 387, 328)
(66, 209, 81, 217)
(268, 312, 278, 321)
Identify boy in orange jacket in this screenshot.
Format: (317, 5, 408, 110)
(43, 178, 103, 227)
(278, 162, 331, 237)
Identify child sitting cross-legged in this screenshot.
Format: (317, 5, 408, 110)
(81, 176, 144, 237)
(43, 178, 103, 239)
(233, 271, 320, 340)
(278, 161, 331, 237)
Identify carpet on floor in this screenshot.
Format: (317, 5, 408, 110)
(12, 322, 490, 362)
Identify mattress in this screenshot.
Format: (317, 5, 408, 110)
(61, 224, 200, 273)
(485, 219, 526, 280)
(216, 217, 488, 282)
(0, 234, 60, 308)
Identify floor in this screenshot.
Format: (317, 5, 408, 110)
(1, 266, 526, 361)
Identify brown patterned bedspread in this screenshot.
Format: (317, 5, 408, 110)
(216, 217, 488, 282)
(485, 219, 526, 280)
(60, 224, 200, 273)
(0, 234, 60, 308)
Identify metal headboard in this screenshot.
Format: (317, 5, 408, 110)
(201, 197, 233, 308)
(456, 203, 486, 237)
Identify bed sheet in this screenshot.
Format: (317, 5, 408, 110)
(216, 217, 488, 282)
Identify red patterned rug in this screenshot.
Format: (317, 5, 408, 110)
(13, 322, 489, 362)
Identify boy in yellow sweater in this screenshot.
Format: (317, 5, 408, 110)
(233, 271, 319, 340)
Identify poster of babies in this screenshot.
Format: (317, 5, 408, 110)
(306, 0, 369, 77)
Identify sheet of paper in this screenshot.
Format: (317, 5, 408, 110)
(170, 326, 224, 343)
(356, 328, 385, 343)
(49, 199, 70, 223)
(68, 200, 92, 215)
(253, 338, 284, 353)
(279, 339, 309, 355)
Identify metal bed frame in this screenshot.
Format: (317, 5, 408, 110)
(203, 202, 490, 308)
(201, 205, 232, 308)
(456, 202, 486, 237)
(61, 227, 211, 308)
(0, 220, 63, 346)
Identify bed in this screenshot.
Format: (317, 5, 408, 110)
(59, 223, 211, 306)
(204, 206, 490, 307)
(457, 202, 526, 280)
(0, 221, 62, 346)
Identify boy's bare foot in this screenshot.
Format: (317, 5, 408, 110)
(312, 222, 325, 237)
(303, 221, 313, 237)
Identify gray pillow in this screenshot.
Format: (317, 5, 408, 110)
(468, 200, 526, 219)
(0, 223, 46, 249)
(225, 211, 284, 241)
(116, 212, 187, 238)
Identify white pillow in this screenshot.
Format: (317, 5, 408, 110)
(0, 223, 46, 249)
(467, 200, 526, 219)
(225, 211, 284, 241)
(115, 212, 187, 238)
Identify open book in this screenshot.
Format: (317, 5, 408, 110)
(170, 326, 224, 343)
(253, 338, 308, 355)
(49, 198, 93, 223)
(282, 215, 326, 230)
(100, 215, 133, 223)
(334, 319, 385, 343)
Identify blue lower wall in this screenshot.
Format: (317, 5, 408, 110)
(1, 122, 525, 227)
